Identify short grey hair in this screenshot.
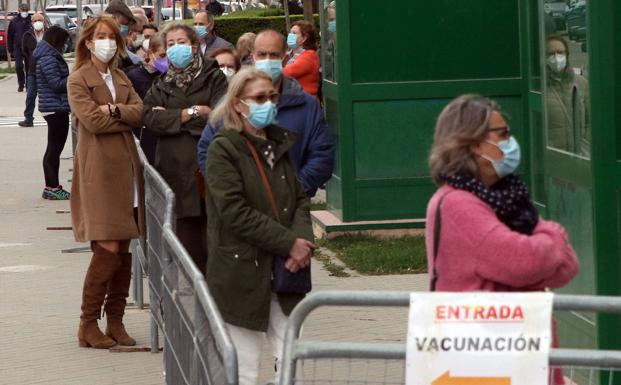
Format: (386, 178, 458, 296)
(195, 10, 214, 24)
(428, 95, 500, 185)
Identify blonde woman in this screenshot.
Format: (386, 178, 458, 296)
(68, 15, 144, 349)
(205, 67, 315, 385)
(236, 31, 256, 66)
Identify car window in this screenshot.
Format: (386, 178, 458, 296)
(0, 20, 7, 30)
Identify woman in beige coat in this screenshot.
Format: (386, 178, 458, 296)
(68, 15, 144, 349)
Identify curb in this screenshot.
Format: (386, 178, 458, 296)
(0, 74, 15, 83)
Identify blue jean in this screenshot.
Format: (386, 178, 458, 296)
(24, 74, 37, 122)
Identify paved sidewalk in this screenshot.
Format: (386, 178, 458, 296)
(0, 75, 428, 385)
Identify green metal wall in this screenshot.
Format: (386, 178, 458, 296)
(321, 0, 528, 222)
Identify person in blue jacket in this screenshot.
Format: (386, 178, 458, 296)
(34, 26, 71, 200)
(197, 29, 335, 197)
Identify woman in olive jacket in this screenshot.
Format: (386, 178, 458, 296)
(143, 23, 227, 274)
(205, 67, 315, 385)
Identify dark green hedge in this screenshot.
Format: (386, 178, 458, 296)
(213, 15, 320, 47)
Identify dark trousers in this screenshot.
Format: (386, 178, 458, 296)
(42, 112, 70, 187)
(176, 215, 207, 276)
(13, 48, 25, 88)
(24, 74, 37, 122)
(132, 126, 158, 165)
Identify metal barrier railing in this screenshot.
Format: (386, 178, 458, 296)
(129, 140, 238, 384)
(279, 291, 621, 385)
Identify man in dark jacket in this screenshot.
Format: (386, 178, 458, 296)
(197, 29, 335, 197)
(7, 3, 31, 92)
(193, 10, 233, 57)
(19, 12, 45, 127)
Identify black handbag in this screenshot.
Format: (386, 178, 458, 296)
(244, 138, 312, 294)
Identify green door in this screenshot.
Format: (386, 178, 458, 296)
(529, 1, 621, 380)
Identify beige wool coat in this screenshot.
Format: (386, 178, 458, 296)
(68, 61, 145, 242)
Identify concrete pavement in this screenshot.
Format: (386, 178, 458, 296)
(0, 74, 428, 385)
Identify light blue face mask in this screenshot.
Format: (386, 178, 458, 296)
(482, 136, 521, 178)
(242, 100, 277, 129)
(195, 25, 208, 39)
(20, 12, 29, 18)
(119, 24, 129, 36)
(167, 44, 193, 69)
(327, 20, 336, 33)
(287, 33, 299, 49)
(255, 59, 282, 82)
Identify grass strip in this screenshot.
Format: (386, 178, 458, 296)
(318, 234, 427, 275)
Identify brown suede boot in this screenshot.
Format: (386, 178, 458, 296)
(104, 252, 136, 346)
(78, 243, 122, 349)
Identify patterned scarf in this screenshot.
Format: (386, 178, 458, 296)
(441, 173, 539, 235)
(164, 52, 203, 89)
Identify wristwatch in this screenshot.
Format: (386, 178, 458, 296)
(187, 105, 200, 120)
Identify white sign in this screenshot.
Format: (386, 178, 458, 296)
(405, 292, 553, 385)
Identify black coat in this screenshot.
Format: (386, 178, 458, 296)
(125, 64, 159, 100)
(22, 30, 38, 75)
(7, 14, 31, 53)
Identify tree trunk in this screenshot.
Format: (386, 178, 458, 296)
(283, 0, 291, 32)
(303, 0, 312, 22)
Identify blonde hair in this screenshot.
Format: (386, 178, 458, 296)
(74, 15, 125, 71)
(209, 67, 273, 132)
(236, 32, 256, 62)
(429, 94, 500, 185)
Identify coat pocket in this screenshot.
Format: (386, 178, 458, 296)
(212, 243, 259, 293)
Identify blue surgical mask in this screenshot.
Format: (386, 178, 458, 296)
(242, 100, 277, 129)
(255, 59, 282, 82)
(195, 25, 208, 38)
(482, 136, 521, 178)
(21, 12, 29, 18)
(327, 20, 336, 33)
(287, 33, 298, 49)
(167, 44, 193, 69)
(120, 24, 129, 36)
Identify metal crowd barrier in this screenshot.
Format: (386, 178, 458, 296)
(279, 291, 621, 385)
(129, 141, 238, 384)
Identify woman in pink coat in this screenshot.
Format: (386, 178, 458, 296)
(426, 95, 579, 385)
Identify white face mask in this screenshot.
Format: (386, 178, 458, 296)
(91, 39, 117, 64)
(33, 21, 44, 32)
(132, 34, 144, 49)
(220, 66, 236, 79)
(547, 53, 567, 73)
(142, 38, 150, 51)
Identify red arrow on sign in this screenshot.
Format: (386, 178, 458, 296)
(432, 371, 511, 385)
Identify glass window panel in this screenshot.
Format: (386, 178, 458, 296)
(543, 0, 591, 158)
(321, 0, 337, 83)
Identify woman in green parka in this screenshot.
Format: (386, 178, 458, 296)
(143, 23, 228, 275)
(205, 67, 315, 385)
(545, 35, 590, 157)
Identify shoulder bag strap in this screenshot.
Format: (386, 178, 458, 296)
(430, 191, 452, 292)
(244, 138, 281, 223)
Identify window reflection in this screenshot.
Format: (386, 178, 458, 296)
(544, 0, 590, 157)
(322, 0, 337, 82)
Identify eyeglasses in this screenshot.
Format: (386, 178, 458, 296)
(487, 126, 511, 137)
(242, 92, 280, 104)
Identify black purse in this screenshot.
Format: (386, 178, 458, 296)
(244, 139, 312, 294)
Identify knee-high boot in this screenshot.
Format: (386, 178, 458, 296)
(104, 251, 136, 346)
(78, 243, 121, 348)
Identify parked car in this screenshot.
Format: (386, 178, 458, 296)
(45, 4, 96, 25)
(543, 0, 568, 32)
(0, 15, 13, 61)
(46, 12, 78, 52)
(565, 0, 587, 41)
(161, 7, 183, 20)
